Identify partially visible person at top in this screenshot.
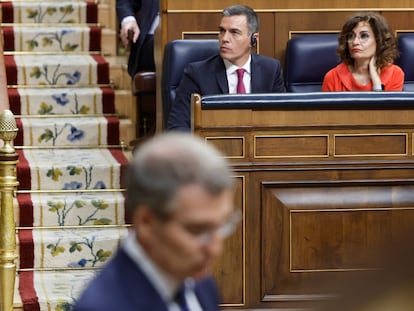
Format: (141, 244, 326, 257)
(116, 0, 159, 77)
(322, 12, 404, 92)
(73, 132, 238, 311)
(167, 4, 286, 132)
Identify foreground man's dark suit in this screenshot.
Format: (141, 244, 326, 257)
(167, 53, 286, 131)
(73, 248, 221, 311)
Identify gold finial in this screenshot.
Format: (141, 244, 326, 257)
(0, 109, 18, 154)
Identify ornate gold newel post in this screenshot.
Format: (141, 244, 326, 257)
(0, 109, 19, 311)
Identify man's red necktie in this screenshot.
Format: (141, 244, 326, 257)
(236, 68, 246, 94)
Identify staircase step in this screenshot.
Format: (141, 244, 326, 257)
(5, 54, 110, 86)
(13, 278, 23, 310)
(0, 0, 136, 309)
(18, 270, 99, 310)
(17, 191, 126, 227)
(18, 226, 128, 269)
(98, 1, 117, 30)
(16, 116, 120, 147)
(101, 27, 117, 56)
(115, 89, 135, 119)
(2, 25, 101, 52)
(1, 1, 98, 24)
(107, 55, 130, 90)
(119, 118, 136, 146)
(9, 87, 115, 116)
(16, 148, 129, 191)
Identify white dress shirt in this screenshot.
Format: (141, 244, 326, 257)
(224, 56, 252, 94)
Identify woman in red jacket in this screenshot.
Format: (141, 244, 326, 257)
(322, 12, 404, 92)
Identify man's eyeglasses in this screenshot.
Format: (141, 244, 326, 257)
(345, 31, 372, 43)
(176, 210, 242, 245)
(198, 210, 242, 245)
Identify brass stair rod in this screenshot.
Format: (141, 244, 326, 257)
(0, 109, 19, 311)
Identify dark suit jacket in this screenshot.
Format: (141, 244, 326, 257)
(116, 0, 159, 76)
(167, 53, 286, 131)
(73, 248, 221, 311)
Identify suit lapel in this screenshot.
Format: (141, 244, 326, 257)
(117, 249, 170, 311)
(250, 53, 261, 92)
(195, 286, 212, 311)
(214, 57, 229, 94)
(194, 278, 219, 311)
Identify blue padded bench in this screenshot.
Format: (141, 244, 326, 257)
(396, 33, 414, 91)
(200, 92, 414, 109)
(285, 33, 414, 92)
(162, 39, 219, 128)
(285, 34, 340, 92)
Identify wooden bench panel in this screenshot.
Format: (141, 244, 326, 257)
(193, 93, 414, 309)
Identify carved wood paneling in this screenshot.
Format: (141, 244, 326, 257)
(161, 7, 414, 69)
(214, 175, 246, 307)
(165, 0, 414, 10)
(254, 135, 329, 158)
(261, 181, 414, 305)
(197, 130, 414, 162)
(334, 134, 408, 157)
(205, 136, 246, 159)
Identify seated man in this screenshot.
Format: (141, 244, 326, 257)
(167, 4, 286, 131)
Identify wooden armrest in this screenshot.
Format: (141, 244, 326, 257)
(132, 71, 156, 95)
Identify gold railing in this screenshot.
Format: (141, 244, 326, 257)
(0, 109, 19, 311)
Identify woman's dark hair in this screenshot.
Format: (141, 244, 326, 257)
(337, 12, 399, 70)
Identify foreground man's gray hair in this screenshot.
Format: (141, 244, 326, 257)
(125, 132, 234, 218)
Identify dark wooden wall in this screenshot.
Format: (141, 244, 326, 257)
(154, 3, 414, 308)
(158, 1, 414, 69)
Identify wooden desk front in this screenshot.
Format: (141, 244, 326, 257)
(191, 93, 414, 309)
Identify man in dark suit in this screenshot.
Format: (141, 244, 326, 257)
(73, 132, 238, 311)
(167, 4, 286, 131)
(116, 0, 159, 77)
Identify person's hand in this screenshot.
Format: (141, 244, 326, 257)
(369, 56, 382, 86)
(369, 56, 378, 74)
(120, 20, 140, 46)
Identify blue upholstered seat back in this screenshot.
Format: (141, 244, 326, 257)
(161, 39, 220, 127)
(200, 92, 414, 109)
(395, 33, 414, 91)
(285, 34, 340, 92)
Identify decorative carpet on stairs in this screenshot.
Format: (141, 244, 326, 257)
(1, 1, 97, 24)
(2, 25, 101, 52)
(15, 116, 120, 147)
(8, 87, 115, 115)
(1, 1, 131, 310)
(5, 54, 110, 86)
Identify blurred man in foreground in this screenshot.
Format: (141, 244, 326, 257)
(73, 132, 238, 311)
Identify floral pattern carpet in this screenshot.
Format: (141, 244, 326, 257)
(1, 1, 130, 310)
